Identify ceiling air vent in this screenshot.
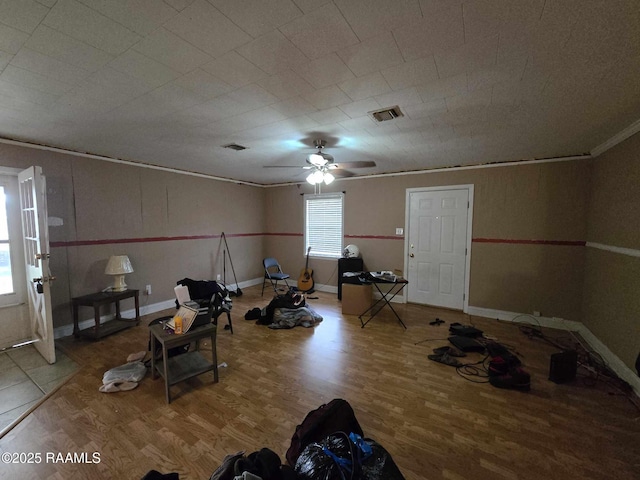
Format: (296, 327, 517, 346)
(222, 143, 248, 151)
(370, 106, 404, 122)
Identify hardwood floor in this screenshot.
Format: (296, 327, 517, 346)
(1, 285, 638, 479)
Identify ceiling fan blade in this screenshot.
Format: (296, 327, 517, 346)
(333, 161, 376, 169)
(332, 169, 356, 178)
(263, 165, 306, 169)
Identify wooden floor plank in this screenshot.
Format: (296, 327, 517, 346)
(1, 286, 639, 479)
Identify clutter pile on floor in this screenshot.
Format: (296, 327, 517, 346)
(142, 398, 405, 480)
(245, 290, 322, 329)
(99, 351, 147, 393)
(425, 321, 531, 392)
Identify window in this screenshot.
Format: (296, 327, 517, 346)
(0, 186, 13, 294)
(304, 193, 344, 258)
(0, 174, 25, 306)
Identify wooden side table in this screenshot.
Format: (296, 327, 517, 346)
(149, 322, 218, 404)
(72, 289, 140, 340)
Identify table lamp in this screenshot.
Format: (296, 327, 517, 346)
(105, 255, 133, 292)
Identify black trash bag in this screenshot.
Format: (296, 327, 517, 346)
(359, 439, 405, 480)
(294, 432, 358, 480)
(295, 432, 406, 480)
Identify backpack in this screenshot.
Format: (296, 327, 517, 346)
(286, 398, 364, 467)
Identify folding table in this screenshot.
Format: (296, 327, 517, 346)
(359, 276, 409, 329)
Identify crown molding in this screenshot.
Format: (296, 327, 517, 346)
(591, 118, 640, 157)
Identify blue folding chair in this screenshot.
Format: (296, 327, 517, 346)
(262, 257, 290, 296)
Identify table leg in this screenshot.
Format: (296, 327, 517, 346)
(211, 332, 219, 383)
(94, 306, 101, 337)
(134, 292, 140, 324)
(359, 283, 407, 329)
(73, 304, 79, 338)
(162, 344, 171, 403)
(382, 285, 408, 329)
(150, 333, 157, 380)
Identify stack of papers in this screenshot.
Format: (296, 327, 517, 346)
(165, 305, 199, 333)
(369, 271, 397, 282)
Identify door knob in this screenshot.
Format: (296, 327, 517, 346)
(409, 253, 414, 257)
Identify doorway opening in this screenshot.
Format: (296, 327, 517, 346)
(404, 185, 474, 312)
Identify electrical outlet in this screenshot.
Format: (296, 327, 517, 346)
(216, 274, 221, 282)
(533, 311, 541, 317)
(145, 284, 152, 295)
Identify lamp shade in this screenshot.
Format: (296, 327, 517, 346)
(105, 255, 133, 292)
(105, 255, 133, 275)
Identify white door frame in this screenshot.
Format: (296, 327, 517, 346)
(19, 166, 55, 364)
(404, 185, 474, 313)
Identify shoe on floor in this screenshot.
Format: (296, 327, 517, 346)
(127, 351, 146, 363)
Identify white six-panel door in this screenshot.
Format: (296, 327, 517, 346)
(19, 166, 55, 364)
(406, 187, 471, 310)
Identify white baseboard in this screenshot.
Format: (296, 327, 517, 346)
(54, 298, 177, 340)
(61, 289, 640, 397)
(468, 305, 640, 396)
(55, 278, 267, 339)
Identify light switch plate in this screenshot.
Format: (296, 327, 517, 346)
(395, 227, 403, 235)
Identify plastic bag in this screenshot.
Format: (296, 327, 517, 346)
(103, 361, 147, 384)
(359, 439, 405, 480)
(295, 432, 357, 480)
(294, 432, 405, 480)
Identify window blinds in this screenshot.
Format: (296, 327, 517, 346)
(305, 193, 343, 258)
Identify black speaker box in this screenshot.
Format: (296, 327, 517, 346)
(549, 350, 577, 384)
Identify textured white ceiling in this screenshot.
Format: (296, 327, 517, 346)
(0, 0, 639, 185)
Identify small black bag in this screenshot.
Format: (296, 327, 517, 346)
(286, 399, 364, 467)
(359, 438, 405, 480)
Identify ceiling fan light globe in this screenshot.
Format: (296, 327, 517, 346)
(323, 172, 335, 185)
(307, 170, 324, 184)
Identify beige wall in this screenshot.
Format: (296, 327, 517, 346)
(3, 132, 637, 372)
(0, 142, 266, 329)
(583, 132, 640, 370)
(266, 160, 590, 321)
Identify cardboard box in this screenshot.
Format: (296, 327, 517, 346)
(342, 284, 372, 315)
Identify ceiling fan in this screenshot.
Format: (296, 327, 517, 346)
(265, 139, 376, 184)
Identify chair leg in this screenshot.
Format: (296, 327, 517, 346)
(261, 277, 266, 296)
(226, 311, 233, 334)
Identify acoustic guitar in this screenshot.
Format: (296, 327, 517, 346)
(298, 247, 314, 292)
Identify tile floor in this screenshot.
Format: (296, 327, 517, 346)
(0, 345, 78, 435)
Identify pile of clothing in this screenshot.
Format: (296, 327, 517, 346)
(210, 448, 298, 480)
(245, 291, 322, 329)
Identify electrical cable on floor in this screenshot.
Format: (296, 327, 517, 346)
(414, 338, 450, 346)
(516, 318, 639, 411)
(455, 355, 491, 383)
